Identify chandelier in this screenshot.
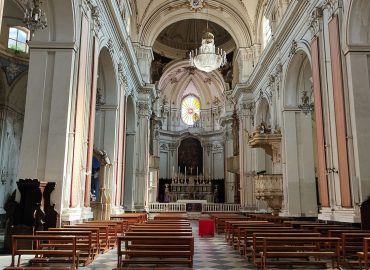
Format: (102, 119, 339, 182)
(23, 0, 48, 37)
(189, 31, 227, 73)
(298, 90, 314, 115)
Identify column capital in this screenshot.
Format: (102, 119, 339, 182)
(136, 100, 151, 118)
(308, 7, 323, 39)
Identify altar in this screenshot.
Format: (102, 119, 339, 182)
(177, 200, 207, 212)
(165, 175, 216, 203)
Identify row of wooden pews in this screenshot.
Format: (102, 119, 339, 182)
(213, 213, 370, 270)
(6, 212, 147, 270)
(115, 213, 194, 269)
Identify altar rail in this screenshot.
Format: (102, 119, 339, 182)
(148, 203, 187, 212)
(148, 203, 241, 213)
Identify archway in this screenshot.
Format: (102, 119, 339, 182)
(123, 95, 136, 210)
(178, 137, 203, 176)
(91, 47, 119, 217)
(255, 97, 273, 174)
(283, 52, 318, 216)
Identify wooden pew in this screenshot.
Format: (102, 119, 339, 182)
(224, 220, 269, 245)
(251, 232, 321, 266)
(85, 219, 128, 235)
(358, 237, 370, 270)
(153, 213, 188, 220)
(64, 224, 110, 252)
(8, 235, 79, 270)
(35, 230, 94, 265)
(130, 227, 192, 233)
(241, 227, 302, 257)
(48, 227, 100, 257)
(259, 236, 340, 270)
(117, 235, 194, 268)
(79, 221, 119, 247)
(341, 233, 370, 266)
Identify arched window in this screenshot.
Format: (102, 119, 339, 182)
(181, 95, 200, 126)
(263, 16, 272, 48)
(8, 27, 29, 53)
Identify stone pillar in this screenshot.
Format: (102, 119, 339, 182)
(133, 86, 154, 210)
(111, 67, 127, 215)
(223, 120, 235, 203)
(133, 44, 153, 83)
(235, 48, 254, 83)
(18, 43, 77, 220)
(238, 98, 256, 209)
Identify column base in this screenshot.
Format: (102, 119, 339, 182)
(61, 207, 93, 223)
(111, 206, 125, 215)
(318, 207, 361, 223)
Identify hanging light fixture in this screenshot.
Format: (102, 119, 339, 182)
(189, 8, 227, 73)
(23, 0, 48, 38)
(189, 31, 227, 72)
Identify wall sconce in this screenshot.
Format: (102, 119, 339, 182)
(298, 90, 314, 115)
(326, 168, 338, 174)
(1, 169, 8, 185)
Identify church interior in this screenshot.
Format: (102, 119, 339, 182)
(0, 0, 370, 269)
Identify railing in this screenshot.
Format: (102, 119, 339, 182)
(148, 203, 186, 212)
(202, 203, 241, 212)
(148, 203, 241, 213)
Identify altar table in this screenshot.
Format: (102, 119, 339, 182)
(198, 219, 214, 237)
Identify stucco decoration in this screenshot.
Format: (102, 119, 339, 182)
(0, 57, 28, 85)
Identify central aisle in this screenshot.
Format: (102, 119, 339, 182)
(80, 220, 248, 270)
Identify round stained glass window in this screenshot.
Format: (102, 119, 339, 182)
(181, 95, 200, 126)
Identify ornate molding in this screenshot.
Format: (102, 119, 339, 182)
(117, 59, 127, 87)
(136, 101, 151, 118)
(321, 0, 341, 17)
(288, 40, 297, 57)
(308, 6, 323, 38)
(107, 38, 114, 55)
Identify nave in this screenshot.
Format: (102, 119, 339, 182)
(0, 214, 363, 270)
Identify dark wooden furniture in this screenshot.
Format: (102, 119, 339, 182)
(117, 235, 194, 268)
(9, 235, 79, 270)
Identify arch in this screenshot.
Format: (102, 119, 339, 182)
(177, 137, 203, 175)
(255, 97, 271, 126)
(346, 0, 370, 45)
(97, 47, 119, 106)
(31, 0, 75, 43)
(123, 95, 136, 210)
(139, 3, 252, 48)
(158, 60, 226, 109)
(283, 49, 312, 107)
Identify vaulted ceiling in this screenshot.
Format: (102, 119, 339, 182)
(129, 0, 265, 48)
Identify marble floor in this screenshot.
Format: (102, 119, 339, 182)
(0, 221, 346, 269)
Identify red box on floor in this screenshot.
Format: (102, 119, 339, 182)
(198, 219, 214, 237)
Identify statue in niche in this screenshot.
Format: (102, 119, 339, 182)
(192, 113, 200, 128)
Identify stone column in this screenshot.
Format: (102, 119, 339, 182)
(238, 98, 256, 209)
(235, 48, 254, 83)
(223, 119, 235, 203)
(133, 86, 154, 210)
(18, 43, 77, 220)
(133, 44, 153, 83)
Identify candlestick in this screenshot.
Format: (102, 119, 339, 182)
(185, 166, 186, 180)
(172, 165, 174, 179)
